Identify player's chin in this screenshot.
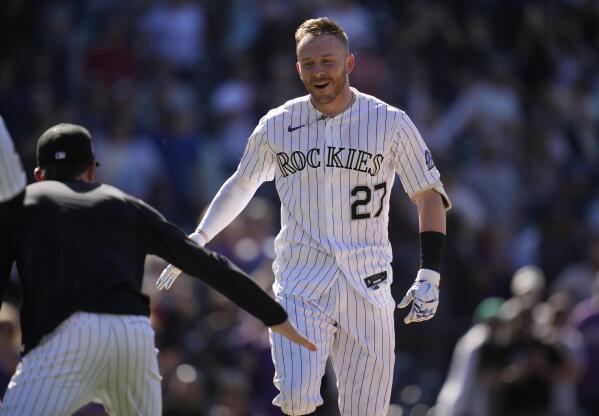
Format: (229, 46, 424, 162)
(310, 90, 336, 104)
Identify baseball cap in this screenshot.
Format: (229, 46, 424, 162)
(36, 123, 99, 168)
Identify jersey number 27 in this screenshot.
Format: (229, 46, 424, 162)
(351, 182, 387, 220)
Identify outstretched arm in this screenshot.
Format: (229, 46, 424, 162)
(195, 170, 261, 242)
(137, 200, 315, 351)
(157, 116, 276, 289)
(156, 171, 261, 290)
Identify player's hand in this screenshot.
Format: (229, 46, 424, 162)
(270, 320, 317, 352)
(156, 232, 206, 291)
(156, 264, 183, 291)
(397, 269, 440, 324)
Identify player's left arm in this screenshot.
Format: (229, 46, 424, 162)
(398, 189, 446, 323)
(392, 111, 449, 323)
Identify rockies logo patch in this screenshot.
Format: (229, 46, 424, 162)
(425, 150, 435, 170)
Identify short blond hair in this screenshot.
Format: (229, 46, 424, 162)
(295, 17, 349, 51)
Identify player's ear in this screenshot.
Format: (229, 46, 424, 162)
(346, 53, 355, 75)
(34, 167, 45, 182)
(296, 61, 302, 78)
(84, 161, 96, 182)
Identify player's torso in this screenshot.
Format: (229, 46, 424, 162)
(264, 93, 398, 257)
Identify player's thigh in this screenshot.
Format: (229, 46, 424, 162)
(0, 313, 109, 416)
(331, 286, 395, 416)
(98, 315, 162, 416)
(270, 294, 337, 415)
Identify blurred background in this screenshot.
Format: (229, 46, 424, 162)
(1, 0, 598, 415)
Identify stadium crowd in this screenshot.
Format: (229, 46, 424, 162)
(0, 0, 598, 415)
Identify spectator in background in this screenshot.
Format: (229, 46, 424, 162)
(479, 298, 568, 416)
(315, 0, 376, 50)
(94, 111, 167, 202)
(138, 0, 206, 74)
(210, 71, 257, 174)
(510, 265, 546, 308)
(156, 107, 204, 227)
(535, 292, 584, 416)
(569, 273, 599, 416)
(85, 16, 137, 86)
(552, 232, 599, 304)
(435, 297, 505, 416)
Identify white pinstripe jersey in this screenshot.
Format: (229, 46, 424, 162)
(237, 88, 446, 307)
(0, 116, 26, 202)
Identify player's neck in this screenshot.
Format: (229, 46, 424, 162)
(312, 87, 355, 117)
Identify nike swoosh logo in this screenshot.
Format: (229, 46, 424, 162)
(287, 124, 305, 132)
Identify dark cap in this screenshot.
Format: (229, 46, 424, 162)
(37, 123, 97, 167)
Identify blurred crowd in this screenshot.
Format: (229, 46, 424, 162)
(0, 0, 598, 415)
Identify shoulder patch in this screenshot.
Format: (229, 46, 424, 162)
(425, 150, 435, 170)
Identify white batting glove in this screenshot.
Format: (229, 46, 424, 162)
(397, 269, 440, 324)
(156, 232, 206, 291)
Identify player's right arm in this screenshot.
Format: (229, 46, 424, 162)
(157, 116, 277, 290)
(135, 199, 315, 351)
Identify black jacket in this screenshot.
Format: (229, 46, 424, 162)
(0, 181, 286, 355)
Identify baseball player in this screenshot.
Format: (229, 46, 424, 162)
(157, 17, 450, 415)
(0, 121, 315, 415)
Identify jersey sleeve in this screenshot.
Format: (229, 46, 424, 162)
(132, 198, 287, 326)
(0, 117, 26, 202)
(236, 117, 276, 186)
(196, 171, 258, 241)
(392, 112, 451, 208)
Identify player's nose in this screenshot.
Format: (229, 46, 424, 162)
(311, 63, 328, 76)
(312, 71, 328, 81)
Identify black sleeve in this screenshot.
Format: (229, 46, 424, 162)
(0, 190, 24, 225)
(131, 198, 287, 327)
(0, 225, 14, 301)
(0, 191, 22, 300)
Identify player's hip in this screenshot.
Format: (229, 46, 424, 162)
(273, 264, 396, 310)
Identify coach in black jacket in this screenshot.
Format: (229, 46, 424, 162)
(0, 120, 315, 415)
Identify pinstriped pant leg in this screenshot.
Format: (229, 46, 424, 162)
(97, 315, 161, 416)
(330, 277, 395, 416)
(0, 313, 110, 416)
(270, 291, 337, 416)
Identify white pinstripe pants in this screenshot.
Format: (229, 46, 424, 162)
(0, 312, 162, 416)
(270, 271, 395, 416)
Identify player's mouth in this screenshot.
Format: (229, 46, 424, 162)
(313, 81, 331, 90)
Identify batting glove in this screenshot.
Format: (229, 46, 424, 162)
(156, 232, 206, 291)
(397, 269, 440, 324)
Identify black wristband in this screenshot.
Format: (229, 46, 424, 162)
(420, 231, 445, 272)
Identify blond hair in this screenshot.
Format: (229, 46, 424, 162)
(295, 17, 349, 51)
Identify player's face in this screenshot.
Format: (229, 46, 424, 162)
(296, 35, 354, 107)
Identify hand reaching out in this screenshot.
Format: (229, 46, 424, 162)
(270, 320, 317, 351)
(156, 232, 206, 291)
